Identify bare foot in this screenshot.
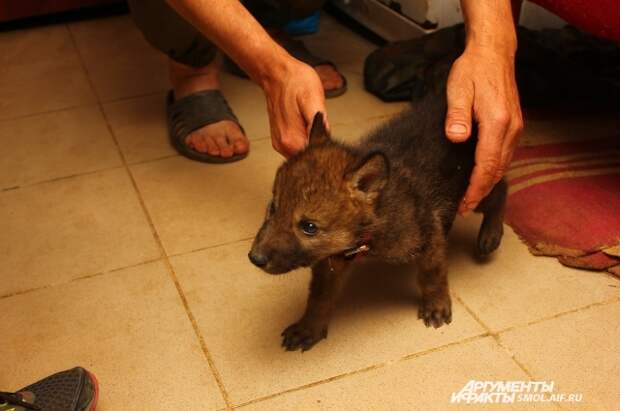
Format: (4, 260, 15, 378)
(169, 59, 249, 158)
(315, 64, 345, 93)
(268, 31, 345, 94)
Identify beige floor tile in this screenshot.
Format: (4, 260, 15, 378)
(0, 25, 96, 120)
(0, 106, 122, 189)
(171, 240, 486, 405)
(0, 24, 75, 66)
(0, 261, 225, 410)
(131, 139, 282, 255)
(499, 300, 620, 411)
(0, 169, 160, 296)
(448, 216, 620, 332)
(242, 337, 553, 410)
(103, 92, 176, 164)
(299, 13, 378, 74)
(303, 14, 378, 75)
(69, 16, 168, 102)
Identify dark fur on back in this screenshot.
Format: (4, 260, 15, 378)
(357, 89, 476, 259)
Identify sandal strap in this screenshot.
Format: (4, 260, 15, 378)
(167, 90, 243, 144)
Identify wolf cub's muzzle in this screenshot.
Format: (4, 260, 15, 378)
(248, 225, 310, 274)
(248, 250, 268, 268)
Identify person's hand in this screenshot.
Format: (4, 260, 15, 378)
(261, 57, 328, 158)
(445, 45, 523, 214)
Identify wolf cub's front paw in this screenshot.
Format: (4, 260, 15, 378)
(281, 321, 327, 352)
(418, 295, 452, 328)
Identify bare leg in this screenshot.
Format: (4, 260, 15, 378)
(281, 257, 352, 351)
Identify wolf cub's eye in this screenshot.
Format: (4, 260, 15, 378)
(299, 220, 318, 236)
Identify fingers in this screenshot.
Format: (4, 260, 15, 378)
(445, 63, 474, 143)
(497, 114, 522, 179)
(268, 63, 327, 158)
(459, 109, 517, 214)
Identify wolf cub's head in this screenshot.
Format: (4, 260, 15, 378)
(249, 113, 389, 274)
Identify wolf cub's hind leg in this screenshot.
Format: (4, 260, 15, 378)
(417, 239, 452, 328)
(282, 258, 352, 352)
(475, 179, 507, 256)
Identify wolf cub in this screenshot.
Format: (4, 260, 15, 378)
(249, 91, 506, 351)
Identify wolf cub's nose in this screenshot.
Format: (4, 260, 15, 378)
(248, 251, 268, 268)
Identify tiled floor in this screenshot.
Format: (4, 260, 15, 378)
(1, 11, 618, 411)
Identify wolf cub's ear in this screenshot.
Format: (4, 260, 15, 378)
(308, 112, 330, 146)
(346, 152, 389, 203)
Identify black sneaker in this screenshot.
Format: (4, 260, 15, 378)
(0, 367, 98, 411)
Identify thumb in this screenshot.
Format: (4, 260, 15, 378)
(445, 80, 473, 143)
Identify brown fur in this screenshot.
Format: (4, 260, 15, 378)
(249, 90, 507, 351)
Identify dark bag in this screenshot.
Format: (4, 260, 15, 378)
(364, 24, 620, 106)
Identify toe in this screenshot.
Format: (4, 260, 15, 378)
(227, 126, 249, 155)
(182, 121, 248, 158)
(233, 139, 249, 155)
(186, 133, 206, 153)
(214, 135, 234, 158)
(315, 65, 344, 91)
(195, 136, 210, 153)
(204, 136, 220, 156)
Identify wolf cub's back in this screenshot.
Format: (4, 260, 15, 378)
(358, 92, 477, 219)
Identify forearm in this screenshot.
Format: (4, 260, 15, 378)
(460, 0, 517, 56)
(166, 0, 289, 87)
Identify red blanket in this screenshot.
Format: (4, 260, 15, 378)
(532, 0, 620, 41)
(505, 137, 620, 277)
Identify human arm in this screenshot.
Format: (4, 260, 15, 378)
(446, 0, 523, 213)
(166, 0, 327, 157)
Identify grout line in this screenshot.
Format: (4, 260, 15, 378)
(399, 333, 490, 361)
(0, 113, 392, 193)
(66, 26, 234, 408)
(493, 296, 620, 336)
(100, 89, 167, 105)
(0, 257, 164, 300)
(0, 131, 271, 194)
(0, 164, 125, 193)
(0, 284, 55, 301)
(0, 102, 100, 124)
(452, 293, 536, 379)
(124, 176, 235, 408)
(454, 292, 620, 385)
(0, 83, 398, 193)
(233, 333, 490, 409)
(0, 90, 166, 127)
(0, 231, 257, 302)
(127, 153, 180, 166)
(167, 236, 255, 259)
